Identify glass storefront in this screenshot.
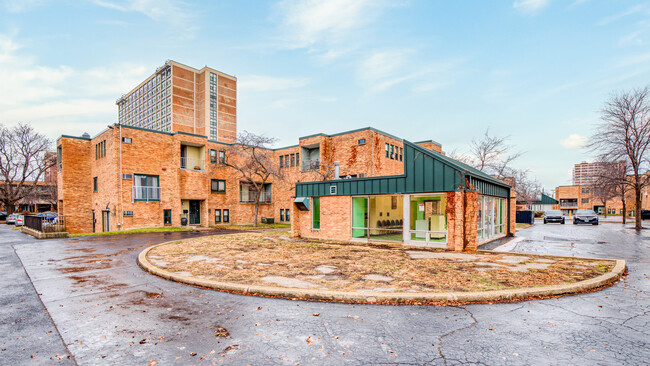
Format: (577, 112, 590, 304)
(477, 195, 506, 243)
(352, 195, 404, 241)
(409, 195, 447, 243)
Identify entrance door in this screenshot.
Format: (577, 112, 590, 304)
(102, 211, 110, 232)
(189, 200, 200, 225)
(92, 210, 96, 233)
(351, 197, 368, 238)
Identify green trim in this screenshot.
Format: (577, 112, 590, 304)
(59, 134, 91, 141)
(211, 179, 226, 193)
(174, 131, 208, 139)
(272, 144, 299, 151)
(115, 124, 174, 136)
(299, 127, 404, 143)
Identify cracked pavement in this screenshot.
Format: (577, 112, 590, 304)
(0, 222, 648, 365)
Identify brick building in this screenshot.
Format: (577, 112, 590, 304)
(57, 60, 515, 248)
(291, 141, 516, 251)
(554, 184, 650, 217)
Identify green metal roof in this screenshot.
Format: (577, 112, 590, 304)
(295, 140, 511, 198)
(517, 193, 558, 205)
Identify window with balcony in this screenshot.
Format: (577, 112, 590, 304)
(133, 174, 160, 202)
(180, 144, 205, 170)
(301, 145, 320, 171)
(239, 182, 272, 203)
(560, 198, 578, 207)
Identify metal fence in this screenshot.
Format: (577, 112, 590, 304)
(132, 186, 162, 202)
(180, 157, 205, 170)
(25, 215, 66, 233)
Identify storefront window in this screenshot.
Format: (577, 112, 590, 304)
(312, 197, 320, 229)
(409, 195, 447, 243)
(477, 196, 506, 242)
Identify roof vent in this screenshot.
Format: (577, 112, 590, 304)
(82, 132, 90, 139)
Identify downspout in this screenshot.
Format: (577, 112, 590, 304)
(507, 189, 512, 237)
(119, 125, 124, 231)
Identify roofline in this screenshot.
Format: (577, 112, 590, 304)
(413, 139, 442, 146)
(299, 127, 404, 143)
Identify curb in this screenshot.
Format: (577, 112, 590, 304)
(137, 241, 626, 304)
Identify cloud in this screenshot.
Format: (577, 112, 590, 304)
(3, 0, 45, 12)
(356, 50, 460, 94)
(0, 33, 151, 138)
(513, 0, 549, 13)
(273, 0, 398, 60)
(238, 75, 309, 92)
(597, 4, 647, 26)
(561, 134, 589, 149)
(92, 0, 197, 37)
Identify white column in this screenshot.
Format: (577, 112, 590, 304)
(403, 194, 410, 243)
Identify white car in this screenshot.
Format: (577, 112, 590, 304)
(6, 214, 18, 225)
(15, 215, 24, 226)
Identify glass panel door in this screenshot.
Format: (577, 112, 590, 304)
(351, 197, 368, 238)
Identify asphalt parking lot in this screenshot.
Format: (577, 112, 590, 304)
(1, 222, 648, 365)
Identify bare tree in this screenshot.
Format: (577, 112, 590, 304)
(458, 129, 523, 179)
(593, 160, 631, 224)
(590, 87, 650, 229)
(221, 131, 281, 227)
(511, 169, 542, 210)
(0, 123, 54, 215)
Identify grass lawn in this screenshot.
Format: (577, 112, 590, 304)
(147, 232, 615, 293)
(216, 223, 291, 230)
(70, 226, 193, 237)
(516, 223, 532, 229)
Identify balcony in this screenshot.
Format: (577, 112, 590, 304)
(302, 159, 320, 171)
(240, 191, 272, 203)
(132, 186, 162, 202)
(180, 157, 205, 171)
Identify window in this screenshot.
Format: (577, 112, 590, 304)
(285, 208, 290, 222)
(399, 147, 403, 161)
(123, 211, 134, 217)
(164, 209, 171, 225)
(312, 197, 320, 229)
(240, 182, 272, 203)
(390, 145, 394, 159)
(620, 209, 624, 214)
(211, 179, 226, 193)
(279, 156, 284, 168)
(582, 188, 590, 193)
(93, 177, 98, 192)
(358, 139, 366, 145)
(223, 209, 229, 223)
(280, 209, 285, 222)
(214, 209, 221, 223)
(210, 149, 217, 163)
(295, 153, 299, 167)
(385, 143, 389, 158)
(133, 174, 160, 201)
(122, 137, 132, 144)
(290, 154, 295, 167)
(581, 198, 589, 203)
(57, 146, 62, 171)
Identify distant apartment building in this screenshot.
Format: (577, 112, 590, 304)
(572, 161, 626, 186)
(554, 184, 650, 216)
(116, 60, 236, 142)
(57, 60, 515, 250)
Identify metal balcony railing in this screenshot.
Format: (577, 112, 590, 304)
(132, 186, 162, 202)
(240, 191, 272, 203)
(301, 159, 320, 171)
(180, 157, 205, 170)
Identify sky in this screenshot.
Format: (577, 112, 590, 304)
(1, 0, 650, 191)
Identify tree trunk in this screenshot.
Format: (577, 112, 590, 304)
(252, 189, 261, 227)
(622, 199, 626, 225)
(635, 186, 642, 229)
(603, 200, 607, 218)
(2, 200, 16, 215)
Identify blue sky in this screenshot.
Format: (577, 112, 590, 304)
(1, 0, 649, 190)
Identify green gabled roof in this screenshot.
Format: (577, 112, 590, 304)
(517, 193, 558, 205)
(295, 139, 511, 198)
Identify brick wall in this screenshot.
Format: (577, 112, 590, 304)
(291, 195, 351, 241)
(57, 138, 93, 234)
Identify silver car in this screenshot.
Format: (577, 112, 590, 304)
(6, 214, 18, 225)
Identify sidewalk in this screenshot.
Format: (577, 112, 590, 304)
(138, 231, 624, 304)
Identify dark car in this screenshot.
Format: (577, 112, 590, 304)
(544, 210, 565, 224)
(0, 212, 6, 221)
(642, 210, 650, 220)
(573, 209, 599, 225)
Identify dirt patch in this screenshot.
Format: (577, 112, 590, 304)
(146, 233, 616, 293)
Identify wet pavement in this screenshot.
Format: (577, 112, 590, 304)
(1, 223, 648, 365)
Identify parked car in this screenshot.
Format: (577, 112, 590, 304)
(36, 211, 58, 222)
(543, 210, 565, 224)
(0, 212, 6, 221)
(573, 209, 599, 225)
(6, 214, 18, 225)
(641, 210, 650, 220)
(15, 215, 24, 226)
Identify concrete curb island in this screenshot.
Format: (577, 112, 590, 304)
(137, 241, 626, 304)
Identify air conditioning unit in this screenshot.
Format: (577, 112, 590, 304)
(261, 217, 274, 224)
(122, 174, 132, 180)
